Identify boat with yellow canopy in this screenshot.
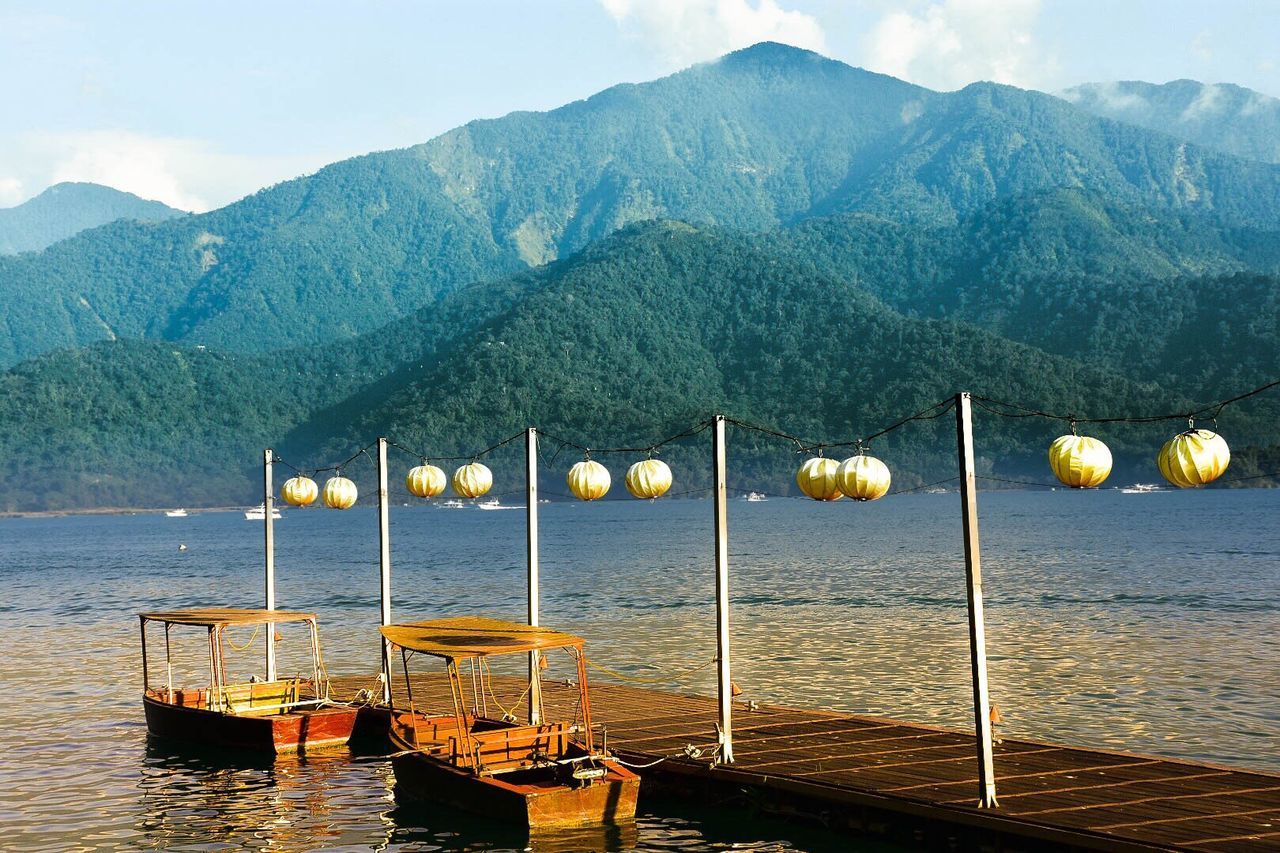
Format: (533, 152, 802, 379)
(381, 615, 639, 830)
(138, 608, 361, 755)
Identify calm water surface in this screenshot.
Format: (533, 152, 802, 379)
(2, 490, 1277, 850)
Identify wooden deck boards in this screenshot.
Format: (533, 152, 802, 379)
(332, 673, 1279, 851)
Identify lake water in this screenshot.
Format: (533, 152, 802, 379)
(1, 489, 1277, 850)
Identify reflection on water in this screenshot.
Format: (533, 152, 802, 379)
(0, 490, 1276, 850)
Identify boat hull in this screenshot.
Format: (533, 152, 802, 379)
(143, 695, 359, 755)
(391, 747, 639, 830)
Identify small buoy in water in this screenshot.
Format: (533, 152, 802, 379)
(178, 543, 188, 551)
(730, 681, 743, 697)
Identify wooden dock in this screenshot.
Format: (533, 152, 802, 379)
(333, 674, 1280, 852)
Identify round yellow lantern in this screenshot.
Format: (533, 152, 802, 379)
(625, 459, 672, 499)
(836, 454, 891, 501)
(1158, 428, 1230, 488)
(452, 462, 493, 498)
(796, 457, 843, 501)
(323, 475, 358, 509)
(406, 464, 446, 498)
(567, 459, 611, 501)
(1047, 435, 1112, 488)
(280, 475, 318, 507)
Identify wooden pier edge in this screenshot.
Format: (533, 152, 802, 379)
(334, 674, 1280, 852)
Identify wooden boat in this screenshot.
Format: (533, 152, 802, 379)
(381, 616, 639, 831)
(138, 608, 360, 755)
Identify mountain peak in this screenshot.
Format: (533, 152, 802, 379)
(0, 182, 185, 256)
(718, 41, 828, 67)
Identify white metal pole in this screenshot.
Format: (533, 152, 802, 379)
(526, 427, 542, 725)
(712, 415, 734, 763)
(263, 448, 276, 683)
(956, 392, 998, 808)
(378, 437, 392, 704)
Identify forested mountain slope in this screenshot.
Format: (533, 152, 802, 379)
(4, 43, 1280, 367)
(5, 221, 1275, 511)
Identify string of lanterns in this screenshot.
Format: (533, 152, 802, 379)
(279, 424, 1237, 508)
(274, 379, 1277, 508)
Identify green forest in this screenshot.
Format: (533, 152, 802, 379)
(1, 44, 1277, 511)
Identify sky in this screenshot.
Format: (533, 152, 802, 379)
(2, 0, 1277, 212)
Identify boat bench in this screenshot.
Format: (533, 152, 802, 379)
(463, 723, 572, 771)
(219, 678, 305, 716)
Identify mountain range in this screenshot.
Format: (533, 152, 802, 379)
(1, 43, 1277, 511)
(1062, 79, 1280, 165)
(0, 182, 185, 256)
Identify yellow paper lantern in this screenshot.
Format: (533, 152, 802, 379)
(567, 460, 611, 501)
(796, 457, 843, 501)
(280, 475, 318, 507)
(836, 454, 891, 501)
(625, 459, 672, 499)
(1158, 429, 1230, 488)
(452, 462, 493, 498)
(1048, 435, 1112, 488)
(406, 464, 446, 498)
(323, 475, 358, 509)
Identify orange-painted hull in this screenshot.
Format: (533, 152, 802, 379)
(391, 738, 639, 830)
(143, 695, 359, 755)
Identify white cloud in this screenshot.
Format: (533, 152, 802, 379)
(1181, 83, 1224, 121)
(0, 177, 23, 207)
(601, 0, 826, 68)
(0, 130, 334, 212)
(1190, 30, 1213, 63)
(864, 0, 1049, 92)
(1241, 89, 1279, 117)
(1066, 81, 1149, 114)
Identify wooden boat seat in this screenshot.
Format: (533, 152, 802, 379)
(219, 678, 305, 716)
(463, 722, 572, 773)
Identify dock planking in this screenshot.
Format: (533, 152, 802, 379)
(332, 674, 1279, 852)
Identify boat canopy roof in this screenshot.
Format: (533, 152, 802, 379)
(139, 608, 316, 627)
(381, 616, 583, 660)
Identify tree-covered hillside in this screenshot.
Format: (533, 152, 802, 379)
(0, 182, 185, 256)
(4, 43, 1280, 367)
(3, 221, 1274, 512)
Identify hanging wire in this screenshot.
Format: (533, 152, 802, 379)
(888, 476, 961, 496)
(267, 453, 305, 476)
(976, 475, 1061, 489)
(387, 430, 527, 465)
(972, 378, 1280, 426)
(537, 419, 715, 458)
(725, 397, 955, 455)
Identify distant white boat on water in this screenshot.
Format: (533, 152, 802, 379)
(477, 498, 523, 510)
(744, 492, 767, 502)
(244, 503, 283, 520)
(1120, 483, 1163, 494)
(440, 499, 466, 509)
(164, 508, 188, 518)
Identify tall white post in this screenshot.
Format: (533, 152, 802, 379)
(263, 448, 276, 682)
(956, 392, 998, 808)
(378, 437, 393, 704)
(526, 428, 542, 725)
(712, 415, 734, 763)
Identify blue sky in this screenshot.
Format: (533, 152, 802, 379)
(2, 0, 1276, 211)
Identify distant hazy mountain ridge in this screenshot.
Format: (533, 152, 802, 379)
(1062, 79, 1280, 164)
(0, 182, 185, 255)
